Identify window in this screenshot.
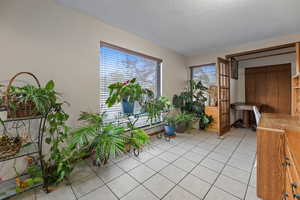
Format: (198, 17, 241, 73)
(190, 63, 217, 87)
(100, 42, 161, 126)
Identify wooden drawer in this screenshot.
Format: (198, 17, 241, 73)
(286, 171, 294, 200)
(257, 129, 285, 200)
(286, 146, 300, 183)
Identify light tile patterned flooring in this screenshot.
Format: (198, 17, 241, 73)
(12, 128, 260, 200)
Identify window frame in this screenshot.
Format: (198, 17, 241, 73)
(189, 63, 216, 83)
(99, 41, 162, 125)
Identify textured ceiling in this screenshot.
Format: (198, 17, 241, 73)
(55, 0, 300, 55)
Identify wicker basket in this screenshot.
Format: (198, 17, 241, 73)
(0, 136, 22, 161)
(4, 72, 41, 119)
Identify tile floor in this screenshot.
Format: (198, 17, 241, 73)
(12, 128, 260, 200)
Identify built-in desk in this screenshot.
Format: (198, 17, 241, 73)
(257, 113, 300, 200)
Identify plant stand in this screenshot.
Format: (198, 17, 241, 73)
(116, 112, 163, 157)
(0, 72, 48, 200)
(0, 116, 48, 200)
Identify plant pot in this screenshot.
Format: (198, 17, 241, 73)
(122, 99, 134, 114)
(176, 122, 188, 133)
(7, 99, 39, 119)
(164, 125, 176, 136)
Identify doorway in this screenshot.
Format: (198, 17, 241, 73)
(245, 63, 291, 114)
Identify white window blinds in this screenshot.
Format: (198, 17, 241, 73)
(100, 43, 161, 126)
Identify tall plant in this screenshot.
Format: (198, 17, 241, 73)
(172, 80, 212, 129)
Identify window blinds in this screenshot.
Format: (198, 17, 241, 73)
(100, 44, 161, 127)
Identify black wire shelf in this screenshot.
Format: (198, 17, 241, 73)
(0, 174, 43, 200)
(0, 142, 39, 162)
(2, 115, 44, 123)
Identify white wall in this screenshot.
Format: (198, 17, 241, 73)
(0, 0, 187, 126)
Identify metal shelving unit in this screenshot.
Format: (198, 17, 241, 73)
(0, 115, 47, 200)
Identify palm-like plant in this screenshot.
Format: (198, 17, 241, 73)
(126, 128, 149, 150)
(92, 124, 125, 165)
(68, 112, 126, 166)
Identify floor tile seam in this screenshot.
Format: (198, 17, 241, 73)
(201, 133, 247, 200)
(86, 163, 122, 200)
(242, 153, 258, 200)
(158, 135, 231, 200)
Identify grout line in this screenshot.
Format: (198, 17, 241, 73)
(158, 134, 226, 200)
(201, 131, 248, 200)
(62, 131, 257, 200)
(122, 135, 208, 199)
(242, 154, 257, 200)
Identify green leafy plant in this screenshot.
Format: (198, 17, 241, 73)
(175, 113, 195, 132)
(199, 113, 213, 130)
(105, 78, 152, 107)
(0, 84, 4, 106)
(92, 123, 125, 165)
(125, 128, 149, 151)
(142, 96, 171, 125)
(172, 80, 212, 129)
(8, 80, 59, 115)
(172, 80, 208, 115)
(14, 156, 43, 193)
(163, 115, 178, 127)
(44, 104, 71, 184)
(68, 112, 125, 167)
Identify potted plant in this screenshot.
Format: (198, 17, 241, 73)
(5, 80, 58, 118)
(142, 96, 171, 125)
(106, 78, 151, 114)
(163, 116, 177, 137)
(125, 127, 149, 156)
(199, 113, 213, 130)
(67, 112, 126, 167)
(175, 113, 195, 133)
(172, 80, 212, 130)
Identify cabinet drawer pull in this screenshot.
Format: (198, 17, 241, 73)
(291, 183, 300, 199)
(293, 194, 300, 199)
(283, 161, 292, 166)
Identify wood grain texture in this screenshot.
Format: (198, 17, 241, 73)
(205, 106, 219, 132)
(217, 57, 230, 136)
(296, 42, 300, 74)
(225, 42, 296, 59)
(245, 64, 291, 114)
(257, 113, 300, 200)
(257, 128, 285, 200)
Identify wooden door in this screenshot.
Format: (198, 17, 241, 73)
(245, 64, 291, 114)
(217, 58, 230, 136)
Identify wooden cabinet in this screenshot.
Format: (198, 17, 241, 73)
(257, 114, 300, 200)
(205, 106, 219, 132)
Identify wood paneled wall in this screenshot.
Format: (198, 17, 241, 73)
(245, 64, 291, 114)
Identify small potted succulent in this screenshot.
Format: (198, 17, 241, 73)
(106, 78, 150, 114)
(163, 116, 178, 137)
